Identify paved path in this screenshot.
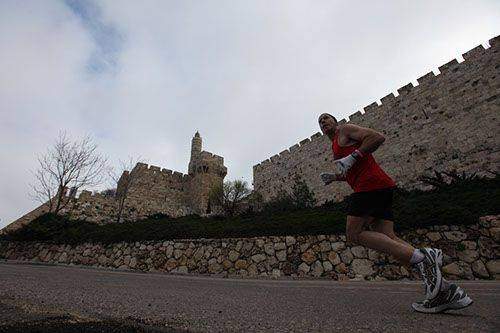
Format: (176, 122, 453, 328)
(0, 262, 498, 332)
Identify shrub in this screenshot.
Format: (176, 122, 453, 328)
(2, 175, 498, 244)
(263, 176, 317, 213)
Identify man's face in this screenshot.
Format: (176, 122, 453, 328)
(318, 114, 336, 135)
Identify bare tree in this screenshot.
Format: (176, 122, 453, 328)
(109, 157, 145, 223)
(30, 132, 108, 214)
(209, 180, 251, 217)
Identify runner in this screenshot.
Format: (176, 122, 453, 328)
(317, 113, 473, 313)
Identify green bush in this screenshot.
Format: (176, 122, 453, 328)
(2, 175, 498, 245)
(262, 176, 317, 213)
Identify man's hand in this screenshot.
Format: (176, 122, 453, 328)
(334, 155, 356, 176)
(320, 172, 344, 185)
(334, 149, 364, 176)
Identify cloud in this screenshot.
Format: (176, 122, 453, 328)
(64, 0, 124, 75)
(1, 0, 499, 228)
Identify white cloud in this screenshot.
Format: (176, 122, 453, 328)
(1, 0, 499, 228)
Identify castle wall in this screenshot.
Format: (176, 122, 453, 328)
(64, 163, 194, 224)
(254, 36, 500, 204)
(63, 191, 119, 224)
(124, 163, 193, 217)
(0, 202, 50, 234)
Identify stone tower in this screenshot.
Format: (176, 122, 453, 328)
(188, 132, 227, 214)
(188, 131, 202, 174)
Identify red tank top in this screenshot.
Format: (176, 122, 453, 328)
(332, 132, 395, 192)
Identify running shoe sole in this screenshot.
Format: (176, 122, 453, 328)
(412, 296, 473, 314)
(412, 283, 473, 314)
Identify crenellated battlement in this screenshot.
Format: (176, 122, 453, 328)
(254, 130, 330, 171)
(200, 151, 224, 164)
(253, 35, 500, 203)
(131, 162, 190, 182)
(254, 37, 498, 173)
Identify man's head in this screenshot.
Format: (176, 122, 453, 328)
(318, 113, 337, 138)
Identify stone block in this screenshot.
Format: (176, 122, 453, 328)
(251, 254, 266, 263)
(276, 250, 287, 262)
(426, 232, 441, 242)
(264, 243, 275, 256)
(457, 249, 479, 263)
(274, 242, 286, 251)
(490, 227, 500, 242)
(311, 261, 324, 277)
(271, 268, 281, 279)
(471, 260, 489, 278)
(323, 261, 333, 272)
(301, 250, 316, 265)
(444, 231, 468, 242)
(340, 249, 354, 265)
(335, 263, 348, 274)
(235, 259, 248, 270)
(228, 250, 239, 262)
(178, 266, 188, 274)
(319, 241, 331, 252)
(331, 242, 345, 252)
(486, 260, 500, 275)
(351, 259, 374, 277)
(298, 262, 310, 273)
(327, 251, 341, 265)
(351, 246, 367, 258)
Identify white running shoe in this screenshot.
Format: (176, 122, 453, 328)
(412, 283, 473, 314)
(416, 248, 443, 300)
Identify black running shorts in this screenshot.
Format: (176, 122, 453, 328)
(347, 187, 395, 220)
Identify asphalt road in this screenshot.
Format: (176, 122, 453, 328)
(0, 262, 498, 332)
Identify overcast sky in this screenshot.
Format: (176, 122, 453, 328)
(1, 1, 499, 228)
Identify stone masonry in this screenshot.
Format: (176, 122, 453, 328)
(2, 132, 227, 232)
(1, 215, 498, 281)
(253, 36, 500, 203)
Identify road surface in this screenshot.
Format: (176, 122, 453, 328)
(0, 261, 498, 332)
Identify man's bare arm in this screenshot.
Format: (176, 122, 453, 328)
(340, 124, 386, 155)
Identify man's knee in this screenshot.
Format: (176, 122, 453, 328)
(383, 230, 397, 240)
(372, 220, 396, 239)
(346, 216, 368, 246)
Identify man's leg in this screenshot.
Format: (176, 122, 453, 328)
(368, 219, 472, 313)
(346, 215, 414, 265)
(370, 219, 415, 253)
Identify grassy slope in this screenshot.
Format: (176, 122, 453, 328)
(2, 176, 498, 245)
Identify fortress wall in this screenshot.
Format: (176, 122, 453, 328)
(56, 163, 193, 224)
(55, 163, 195, 224)
(254, 36, 500, 204)
(64, 191, 119, 224)
(122, 163, 193, 218)
(0, 202, 50, 234)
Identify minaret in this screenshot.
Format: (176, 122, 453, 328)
(188, 131, 202, 175)
(191, 131, 202, 158)
(186, 131, 227, 215)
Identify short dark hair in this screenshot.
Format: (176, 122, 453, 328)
(318, 113, 337, 123)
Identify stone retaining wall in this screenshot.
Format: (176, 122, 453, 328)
(1, 216, 498, 281)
